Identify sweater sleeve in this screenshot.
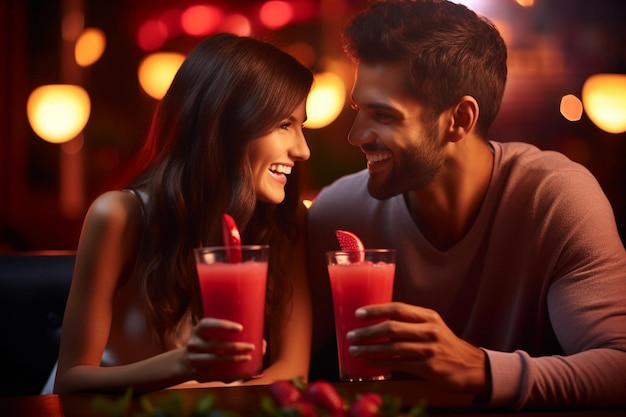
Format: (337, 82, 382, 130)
(486, 165, 626, 409)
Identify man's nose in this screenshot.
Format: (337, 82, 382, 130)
(348, 113, 375, 146)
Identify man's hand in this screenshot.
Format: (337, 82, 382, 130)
(346, 302, 489, 396)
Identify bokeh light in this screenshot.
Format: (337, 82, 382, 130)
(160, 8, 183, 39)
(219, 14, 252, 36)
(75, 28, 106, 67)
(137, 52, 186, 100)
(181, 5, 222, 36)
(290, 0, 317, 22)
(27, 84, 91, 144)
(582, 73, 626, 134)
(137, 19, 169, 51)
(560, 94, 583, 122)
(259, 1, 294, 30)
(306, 72, 346, 129)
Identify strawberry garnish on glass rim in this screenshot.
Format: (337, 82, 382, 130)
(222, 213, 242, 263)
(335, 230, 365, 262)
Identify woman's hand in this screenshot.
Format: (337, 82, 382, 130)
(186, 318, 256, 383)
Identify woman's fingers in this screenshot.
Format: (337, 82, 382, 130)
(188, 351, 252, 364)
(197, 317, 244, 331)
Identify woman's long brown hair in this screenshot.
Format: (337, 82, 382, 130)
(125, 33, 313, 349)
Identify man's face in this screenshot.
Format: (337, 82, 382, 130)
(348, 61, 445, 199)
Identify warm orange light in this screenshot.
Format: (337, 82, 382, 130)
(515, 0, 534, 6)
(306, 72, 346, 129)
(27, 84, 91, 144)
(75, 28, 106, 67)
(560, 94, 583, 122)
(582, 73, 626, 134)
(138, 52, 186, 100)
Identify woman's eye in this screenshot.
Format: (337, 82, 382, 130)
(279, 122, 291, 130)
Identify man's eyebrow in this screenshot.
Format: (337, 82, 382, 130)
(351, 96, 397, 112)
(364, 102, 397, 111)
(353, 100, 403, 118)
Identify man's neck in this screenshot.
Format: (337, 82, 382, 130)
(405, 139, 494, 251)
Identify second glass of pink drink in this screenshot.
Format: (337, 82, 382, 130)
(326, 249, 396, 381)
(194, 245, 269, 381)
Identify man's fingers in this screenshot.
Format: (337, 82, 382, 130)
(349, 341, 436, 360)
(347, 320, 440, 343)
(356, 302, 440, 323)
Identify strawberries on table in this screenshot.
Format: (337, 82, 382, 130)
(268, 379, 303, 407)
(264, 379, 409, 417)
(302, 380, 345, 414)
(348, 393, 383, 417)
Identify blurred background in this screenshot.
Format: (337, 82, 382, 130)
(1, 0, 625, 252)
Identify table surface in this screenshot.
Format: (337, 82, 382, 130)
(1, 380, 625, 417)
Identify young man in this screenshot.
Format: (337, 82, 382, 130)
(307, 0, 626, 410)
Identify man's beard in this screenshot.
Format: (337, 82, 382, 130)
(367, 123, 443, 200)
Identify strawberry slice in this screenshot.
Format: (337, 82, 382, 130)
(222, 213, 242, 263)
(335, 230, 365, 262)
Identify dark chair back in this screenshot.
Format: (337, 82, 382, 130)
(0, 252, 75, 396)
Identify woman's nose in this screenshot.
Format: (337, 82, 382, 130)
(291, 131, 310, 161)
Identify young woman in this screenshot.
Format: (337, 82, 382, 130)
(50, 33, 313, 394)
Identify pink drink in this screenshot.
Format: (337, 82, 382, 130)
(195, 246, 268, 381)
(327, 250, 395, 381)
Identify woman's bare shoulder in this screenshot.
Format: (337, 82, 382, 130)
(88, 191, 142, 220)
(81, 190, 144, 239)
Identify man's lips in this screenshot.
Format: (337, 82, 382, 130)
(366, 152, 392, 163)
(365, 152, 392, 170)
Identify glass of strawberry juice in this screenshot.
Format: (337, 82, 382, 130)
(194, 245, 269, 381)
(326, 249, 396, 381)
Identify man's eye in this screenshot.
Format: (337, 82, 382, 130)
(350, 103, 359, 111)
(376, 112, 393, 122)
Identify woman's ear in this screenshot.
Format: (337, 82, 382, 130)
(446, 95, 479, 143)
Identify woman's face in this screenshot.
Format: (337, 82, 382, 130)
(248, 99, 310, 204)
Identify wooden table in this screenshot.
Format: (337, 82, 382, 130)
(1, 380, 624, 417)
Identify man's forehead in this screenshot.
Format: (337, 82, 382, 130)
(352, 61, 413, 102)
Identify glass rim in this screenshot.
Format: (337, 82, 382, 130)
(325, 249, 395, 255)
(194, 244, 269, 253)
